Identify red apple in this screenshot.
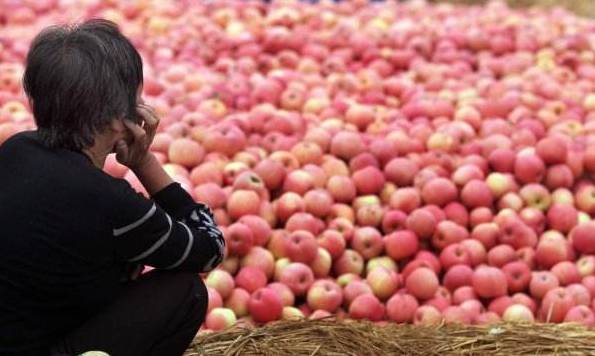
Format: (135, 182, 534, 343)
(406, 267, 439, 300)
(351, 227, 384, 260)
(571, 222, 595, 254)
(307, 280, 343, 313)
(472, 265, 508, 298)
(406, 208, 437, 238)
(226, 222, 254, 257)
(384, 230, 419, 261)
(443, 264, 474, 291)
(530, 271, 560, 300)
(386, 293, 419, 323)
(235, 266, 267, 294)
(248, 287, 283, 323)
(206, 269, 235, 299)
(284, 230, 319, 264)
(502, 261, 531, 293)
(539, 287, 575, 323)
(348, 294, 385, 321)
(279, 262, 315, 297)
(206, 307, 237, 330)
(225, 288, 251, 318)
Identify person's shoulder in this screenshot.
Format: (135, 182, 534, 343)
(0, 130, 37, 149)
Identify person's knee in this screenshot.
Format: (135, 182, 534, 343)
(170, 272, 208, 318)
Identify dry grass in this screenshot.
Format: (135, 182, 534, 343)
(431, 0, 595, 18)
(185, 318, 595, 356)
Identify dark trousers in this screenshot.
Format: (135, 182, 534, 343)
(50, 270, 208, 356)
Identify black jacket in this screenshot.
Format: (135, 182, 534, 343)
(0, 131, 224, 355)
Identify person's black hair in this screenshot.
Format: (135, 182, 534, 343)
(23, 18, 143, 151)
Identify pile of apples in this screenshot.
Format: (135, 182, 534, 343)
(2, 0, 595, 330)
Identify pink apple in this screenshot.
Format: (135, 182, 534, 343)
(348, 294, 385, 321)
(536, 135, 568, 165)
(168, 137, 205, 168)
(235, 266, 267, 294)
(566, 283, 592, 306)
(442, 306, 471, 324)
(440, 243, 471, 270)
(352, 166, 386, 195)
(564, 305, 595, 326)
(471, 223, 500, 250)
(535, 231, 570, 269)
(205, 307, 237, 331)
(279, 262, 315, 297)
(225, 288, 251, 318)
(406, 267, 439, 300)
(333, 249, 365, 276)
(488, 296, 514, 316)
(366, 266, 400, 301)
(227, 190, 261, 221)
(475, 312, 501, 325)
(384, 230, 419, 261)
(452, 286, 478, 305)
(529, 271, 560, 299)
(226, 222, 254, 257)
(551, 261, 581, 286)
(413, 305, 443, 326)
(284, 230, 318, 264)
(326, 175, 357, 204)
(577, 256, 595, 277)
(502, 304, 534, 323)
(502, 261, 531, 293)
(571, 222, 595, 254)
(514, 154, 545, 184)
(238, 215, 272, 247)
(317, 229, 346, 260)
(389, 188, 421, 213)
(421, 178, 458, 207)
(254, 158, 286, 191)
(384, 158, 419, 187)
(432, 221, 469, 250)
(285, 212, 325, 235)
(511, 293, 537, 313)
(351, 227, 384, 260)
(282, 306, 305, 321)
(461, 180, 494, 208)
(386, 293, 419, 323)
(306, 279, 343, 313)
(472, 265, 508, 298)
(460, 239, 487, 266)
(207, 287, 223, 313)
(487, 244, 517, 268)
(443, 265, 474, 291)
(546, 204, 578, 234)
(268, 282, 295, 307)
(206, 269, 235, 299)
(539, 287, 575, 323)
(248, 287, 283, 323)
(240, 246, 275, 280)
(310, 247, 332, 278)
(406, 208, 437, 239)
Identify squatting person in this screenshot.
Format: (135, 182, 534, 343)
(0, 19, 225, 356)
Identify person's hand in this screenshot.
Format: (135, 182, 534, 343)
(115, 103, 159, 170)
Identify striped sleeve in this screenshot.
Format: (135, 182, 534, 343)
(109, 180, 225, 273)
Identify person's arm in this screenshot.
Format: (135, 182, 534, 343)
(110, 175, 225, 273)
(111, 104, 225, 273)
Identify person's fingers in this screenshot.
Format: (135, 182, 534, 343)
(115, 140, 129, 163)
(123, 120, 147, 147)
(137, 105, 159, 143)
(138, 106, 159, 131)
